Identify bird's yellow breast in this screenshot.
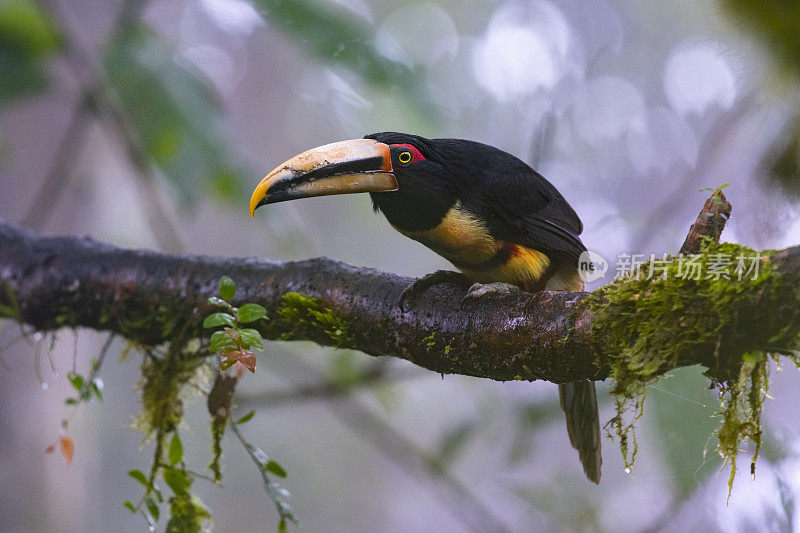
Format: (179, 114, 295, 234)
(391, 203, 551, 285)
(392, 202, 498, 265)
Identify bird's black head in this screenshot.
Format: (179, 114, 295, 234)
(248, 132, 467, 231)
(363, 132, 458, 231)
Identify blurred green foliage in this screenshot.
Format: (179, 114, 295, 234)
(253, 0, 418, 92)
(0, 0, 434, 208)
(0, 0, 61, 105)
(649, 367, 721, 498)
(766, 122, 800, 199)
(508, 400, 563, 465)
(104, 25, 246, 206)
(430, 420, 476, 471)
(720, 0, 800, 198)
(721, 0, 800, 81)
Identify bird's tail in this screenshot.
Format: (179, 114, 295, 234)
(559, 380, 602, 483)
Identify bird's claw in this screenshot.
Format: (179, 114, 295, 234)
(398, 270, 472, 311)
(459, 282, 516, 309)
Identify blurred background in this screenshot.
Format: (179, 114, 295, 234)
(1, 0, 800, 531)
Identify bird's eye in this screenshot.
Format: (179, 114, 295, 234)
(397, 150, 413, 165)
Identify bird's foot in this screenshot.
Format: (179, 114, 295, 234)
(398, 270, 473, 311)
(459, 282, 517, 309)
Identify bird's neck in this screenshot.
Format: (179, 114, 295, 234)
(370, 190, 453, 232)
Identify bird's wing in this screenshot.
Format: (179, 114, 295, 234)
(471, 166, 586, 261)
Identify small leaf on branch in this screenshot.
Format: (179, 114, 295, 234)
(124, 501, 136, 513)
(266, 460, 287, 478)
(67, 371, 84, 391)
(168, 433, 183, 465)
(210, 330, 235, 352)
(219, 276, 235, 300)
(239, 328, 263, 350)
(238, 303, 267, 323)
(203, 312, 235, 328)
(236, 410, 256, 425)
(238, 351, 257, 373)
(163, 467, 191, 495)
(220, 349, 256, 373)
(225, 327, 242, 346)
(144, 495, 160, 521)
(128, 469, 149, 487)
(207, 296, 230, 308)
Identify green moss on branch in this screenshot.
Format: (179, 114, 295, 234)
(587, 241, 800, 490)
(266, 292, 354, 348)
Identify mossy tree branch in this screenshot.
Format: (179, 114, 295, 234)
(0, 190, 798, 384)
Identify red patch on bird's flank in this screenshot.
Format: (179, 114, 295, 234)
(496, 242, 520, 262)
(507, 243, 523, 257)
(391, 143, 426, 162)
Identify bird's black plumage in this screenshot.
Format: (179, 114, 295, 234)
(365, 132, 587, 282)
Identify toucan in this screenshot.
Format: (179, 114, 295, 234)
(249, 132, 601, 483)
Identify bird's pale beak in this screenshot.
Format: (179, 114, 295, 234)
(249, 138, 397, 217)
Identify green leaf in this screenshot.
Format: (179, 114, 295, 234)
(219, 276, 236, 300)
(103, 27, 245, 207)
(203, 312, 235, 328)
(279, 517, 287, 533)
(163, 467, 191, 495)
(128, 469, 149, 487)
(236, 410, 256, 425)
(64, 397, 77, 405)
(210, 330, 236, 352)
(266, 460, 287, 478)
(124, 501, 136, 513)
(168, 433, 183, 465)
(239, 328, 263, 350)
(144, 495, 160, 522)
(0, 0, 62, 105)
(238, 303, 266, 323)
(207, 296, 231, 308)
(67, 372, 84, 392)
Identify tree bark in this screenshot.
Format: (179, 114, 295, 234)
(1, 191, 797, 383)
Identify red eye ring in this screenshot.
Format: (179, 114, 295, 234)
(390, 143, 425, 164)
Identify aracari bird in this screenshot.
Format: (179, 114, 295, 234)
(249, 132, 601, 482)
